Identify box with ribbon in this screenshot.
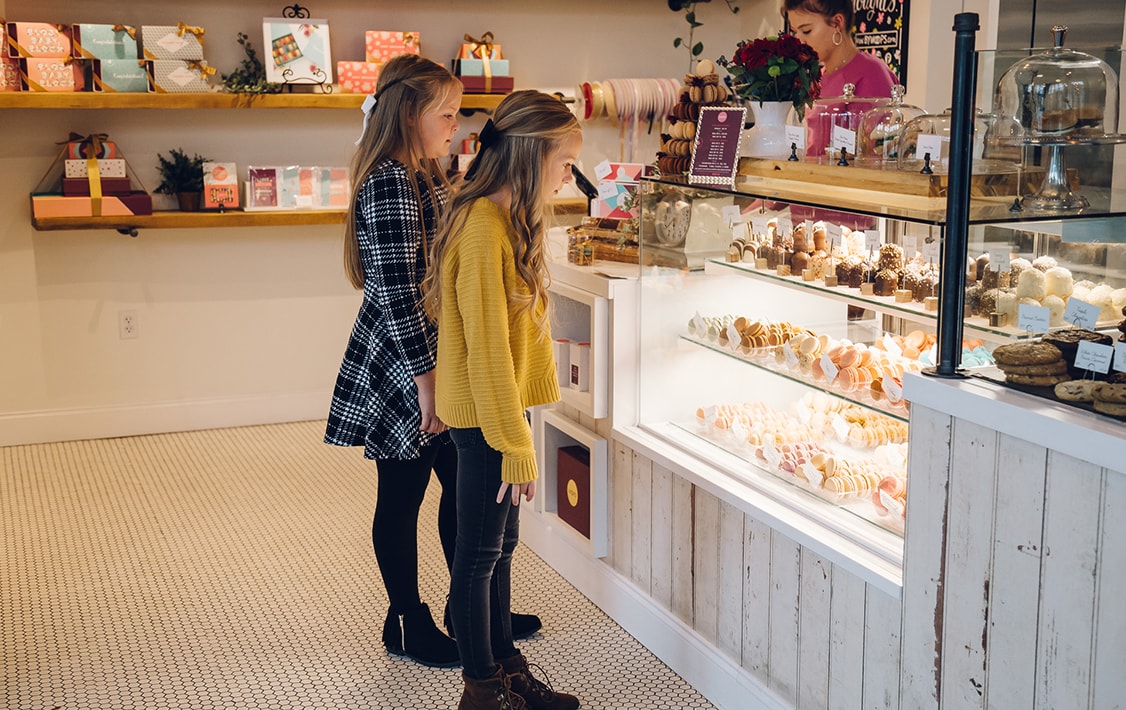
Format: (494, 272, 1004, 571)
(452, 58, 509, 77)
(93, 59, 148, 92)
(336, 61, 379, 94)
(454, 32, 511, 94)
(0, 23, 20, 90)
(141, 23, 205, 61)
(364, 31, 419, 64)
(31, 133, 152, 219)
(72, 24, 139, 60)
(19, 57, 88, 92)
(66, 133, 119, 160)
(146, 59, 214, 93)
(458, 32, 502, 61)
(6, 22, 72, 58)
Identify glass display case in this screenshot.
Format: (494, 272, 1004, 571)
(634, 170, 1126, 549)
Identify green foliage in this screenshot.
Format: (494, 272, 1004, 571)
(222, 32, 282, 94)
(154, 148, 208, 194)
(670, 1, 740, 69)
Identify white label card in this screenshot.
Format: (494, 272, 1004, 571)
(783, 341, 799, 368)
(722, 205, 742, 224)
(761, 440, 781, 468)
(879, 490, 905, 518)
(732, 222, 747, 240)
(801, 462, 824, 489)
(1074, 341, 1113, 374)
(726, 323, 741, 352)
(988, 247, 1011, 271)
(1017, 304, 1051, 333)
(750, 214, 769, 236)
(785, 125, 806, 150)
(883, 374, 903, 403)
(915, 133, 945, 161)
(831, 413, 850, 441)
(825, 223, 843, 241)
(1115, 342, 1126, 373)
(692, 311, 706, 337)
(777, 216, 793, 236)
(597, 180, 620, 201)
(820, 353, 839, 383)
(803, 220, 813, 238)
(922, 238, 941, 262)
(902, 235, 918, 258)
(864, 229, 881, 252)
(831, 125, 857, 155)
(883, 333, 903, 358)
(1063, 298, 1100, 329)
(593, 159, 612, 181)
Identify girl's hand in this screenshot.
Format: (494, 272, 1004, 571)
(414, 370, 447, 434)
(496, 479, 537, 506)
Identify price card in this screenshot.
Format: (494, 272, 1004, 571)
(722, 205, 742, 224)
(730, 418, 750, 442)
(777, 215, 794, 236)
(902, 235, 918, 257)
(783, 340, 799, 368)
(915, 133, 945, 161)
(1063, 297, 1100, 329)
(825, 222, 843, 242)
(879, 490, 905, 519)
(803, 219, 813, 237)
(1017, 304, 1051, 333)
(922, 238, 941, 262)
(882, 333, 903, 358)
(801, 462, 824, 489)
(831, 125, 857, 155)
(726, 322, 741, 352)
(864, 229, 881, 252)
(883, 374, 903, 403)
(732, 222, 747, 240)
(761, 440, 781, 468)
(593, 159, 612, 181)
(750, 214, 770, 237)
(692, 310, 706, 337)
(1115, 342, 1126, 373)
(987, 247, 1011, 271)
(820, 353, 839, 383)
(884, 445, 906, 470)
(831, 413, 850, 441)
(785, 125, 806, 151)
(1074, 340, 1113, 374)
(597, 180, 620, 200)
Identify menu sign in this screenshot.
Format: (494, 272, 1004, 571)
(689, 106, 747, 186)
(853, 0, 910, 87)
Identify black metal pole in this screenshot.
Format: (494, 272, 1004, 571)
(928, 12, 979, 379)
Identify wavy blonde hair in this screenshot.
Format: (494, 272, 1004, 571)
(422, 90, 580, 333)
(343, 55, 462, 289)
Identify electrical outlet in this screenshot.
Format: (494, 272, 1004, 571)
(119, 310, 138, 339)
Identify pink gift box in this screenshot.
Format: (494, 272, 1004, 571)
(593, 182, 638, 220)
(0, 24, 21, 90)
(364, 31, 420, 64)
(336, 61, 379, 94)
(7, 22, 72, 58)
(20, 57, 86, 92)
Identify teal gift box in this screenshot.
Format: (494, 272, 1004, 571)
(452, 58, 509, 77)
(72, 24, 139, 60)
(94, 58, 148, 92)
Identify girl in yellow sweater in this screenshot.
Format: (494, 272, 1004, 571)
(424, 91, 582, 710)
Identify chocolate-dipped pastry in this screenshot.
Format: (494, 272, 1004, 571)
(875, 269, 899, 296)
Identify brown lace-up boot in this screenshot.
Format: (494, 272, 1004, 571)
(498, 653, 580, 710)
(458, 665, 528, 710)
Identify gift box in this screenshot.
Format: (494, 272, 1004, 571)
(19, 58, 86, 92)
(451, 58, 509, 77)
(202, 162, 239, 209)
(141, 24, 204, 61)
(31, 192, 153, 218)
(0, 24, 22, 90)
(458, 32, 502, 60)
(92, 58, 148, 92)
(336, 61, 379, 94)
(594, 161, 646, 183)
(62, 177, 133, 196)
(556, 446, 591, 539)
(593, 181, 638, 220)
(6, 22, 72, 58)
(458, 75, 513, 94)
(364, 30, 419, 64)
(72, 24, 138, 59)
(146, 59, 212, 93)
(66, 135, 118, 160)
(65, 158, 126, 178)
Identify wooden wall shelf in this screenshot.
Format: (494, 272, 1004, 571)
(0, 92, 505, 111)
(31, 209, 347, 233)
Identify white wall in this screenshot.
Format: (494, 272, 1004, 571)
(0, 0, 758, 445)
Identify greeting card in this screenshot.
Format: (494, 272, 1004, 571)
(262, 18, 331, 84)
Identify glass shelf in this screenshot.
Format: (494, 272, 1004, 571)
(0, 92, 504, 112)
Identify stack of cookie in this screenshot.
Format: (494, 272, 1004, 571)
(1092, 373, 1126, 418)
(657, 59, 730, 176)
(991, 341, 1070, 387)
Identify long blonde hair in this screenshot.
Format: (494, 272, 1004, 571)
(343, 55, 463, 289)
(422, 90, 580, 332)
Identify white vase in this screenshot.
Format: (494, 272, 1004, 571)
(743, 101, 794, 160)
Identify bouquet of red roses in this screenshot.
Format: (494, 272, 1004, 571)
(718, 33, 822, 120)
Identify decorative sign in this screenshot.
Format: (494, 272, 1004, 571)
(1063, 297, 1100, 330)
(1017, 304, 1050, 333)
(922, 237, 941, 262)
(751, 214, 770, 236)
(831, 125, 857, 155)
(1074, 341, 1113, 374)
(722, 205, 743, 224)
(263, 18, 333, 85)
(689, 106, 747, 186)
(853, 0, 910, 87)
(915, 133, 944, 161)
(987, 246, 1011, 271)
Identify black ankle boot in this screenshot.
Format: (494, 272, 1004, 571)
(382, 609, 404, 654)
(399, 602, 460, 668)
(444, 598, 543, 641)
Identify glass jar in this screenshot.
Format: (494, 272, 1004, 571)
(895, 108, 998, 174)
(856, 85, 927, 165)
(803, 83, 882, 161)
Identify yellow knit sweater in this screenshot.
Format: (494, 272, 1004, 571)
(435, 198, 560, 484)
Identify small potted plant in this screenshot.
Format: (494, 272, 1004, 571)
(154, 148, 209, 211)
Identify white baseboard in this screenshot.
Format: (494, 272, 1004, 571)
(520, 508, 790, 710)
(0, 391, 331, 447)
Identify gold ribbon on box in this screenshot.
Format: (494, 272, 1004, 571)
(112, 24, 139, 40)
(176, 22, 205, 43)
(187, 60, 216, 77)
(463, 32, 498, 92)
(402, 31, 418, 48)
(42, 132, 110, 215)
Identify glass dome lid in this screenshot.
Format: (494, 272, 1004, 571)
(992, 25, 1120, 143)
(857, 85, 927, 164)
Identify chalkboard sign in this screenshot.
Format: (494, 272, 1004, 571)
(853, 0, 909, 87)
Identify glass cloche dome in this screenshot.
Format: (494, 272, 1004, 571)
(857, 85, 927, 164)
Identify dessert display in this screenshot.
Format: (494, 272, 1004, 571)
(991, 341, 1071, 386)
(1092, 373, 1126, 418)
(657, 59, 729, 177)
(566, 216, 638, 264)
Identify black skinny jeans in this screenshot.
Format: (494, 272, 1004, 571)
(448, 427, 521, 679)
(373, 438, 458, 613)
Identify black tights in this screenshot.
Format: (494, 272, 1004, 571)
(373, 439, 457, 613)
